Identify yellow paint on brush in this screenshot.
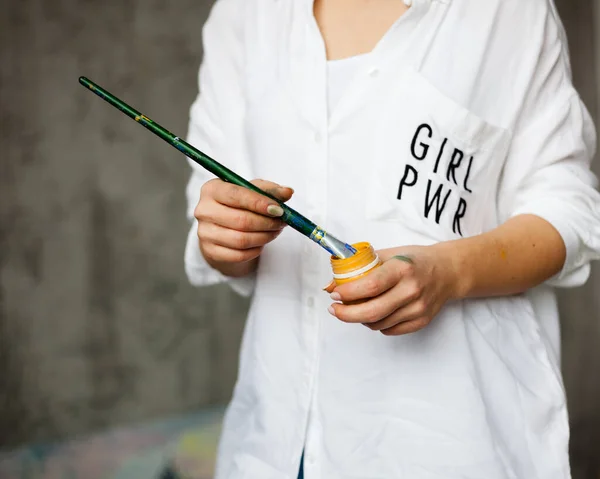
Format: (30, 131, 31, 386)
(135, 114, 151, 122)
(313, 229, 325, 242)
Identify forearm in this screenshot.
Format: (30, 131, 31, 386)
(436, 214, 567, 299)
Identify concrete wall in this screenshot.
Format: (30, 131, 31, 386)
(560, 1, 600, 477)
(0, 0, 248, 448)
(1, 0, 599, 475)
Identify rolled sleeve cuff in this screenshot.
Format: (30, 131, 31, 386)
(184, 223, 256, 297)
(511, 203, 591, 288)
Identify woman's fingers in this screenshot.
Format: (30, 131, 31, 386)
(250, 179, 294, 202)
(364, 297, 430, 331)
(199, 222, 283, 250)
(379, 317, 431, 336)
(195, 179, 294, 268)
(329, 264, 397, 304)
(331, 259, 414, 304)
(202, 179, 293, 217)
(330, 278, 423, 324)
(200, 241, 264, 264)
(196, 200, 286, 232)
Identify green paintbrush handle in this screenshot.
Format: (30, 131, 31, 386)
(78, 76, 317, 236)
(79, 77, 357, 258)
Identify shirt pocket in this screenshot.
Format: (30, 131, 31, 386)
(366, 67, 512, 242)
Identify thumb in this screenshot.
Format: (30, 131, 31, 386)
(251, 179, 294, 202)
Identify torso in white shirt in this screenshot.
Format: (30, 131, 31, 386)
(183, 1, 600, 478)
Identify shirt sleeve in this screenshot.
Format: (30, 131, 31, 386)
(498, 5, 600, 288)
(183, 0, 256, 297)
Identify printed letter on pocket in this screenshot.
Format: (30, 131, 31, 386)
(452, 198, 468, 236)
(397, 164, 419, 200)
(410, 124, 433, 161)
(424, 179, 452, 224)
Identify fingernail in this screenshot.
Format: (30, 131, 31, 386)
(282, 186, 295, 193)
(330, 292, 341, 301)
(267, 205, 284, 217)
(322, 280, 335, 291)
(327, 306, 336, 316)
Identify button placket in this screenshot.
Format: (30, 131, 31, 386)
(297, 16, 328, 474)
(303, 414, 322, 476)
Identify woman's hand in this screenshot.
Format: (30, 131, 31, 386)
(195, 179, 294, 277)
(325, 245, 461, 336)
(325, 215, 569, 336)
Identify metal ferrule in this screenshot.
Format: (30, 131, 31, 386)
(310, 227, 357, 259)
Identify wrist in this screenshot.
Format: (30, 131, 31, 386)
(431, 240, 473, 301)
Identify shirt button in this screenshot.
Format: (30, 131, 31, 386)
(306, 454, 315, 464)
(307, 297, 315, 308)
(368, 67, 380, 77)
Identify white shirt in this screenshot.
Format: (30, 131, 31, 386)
(327, 54, 371, 115)
(183, 0, 600, 477)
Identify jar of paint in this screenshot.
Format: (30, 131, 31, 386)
(330, 242, 382, 286)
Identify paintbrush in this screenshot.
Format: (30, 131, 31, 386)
(79, 77, 357, 259)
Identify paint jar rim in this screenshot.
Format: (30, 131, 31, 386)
(330, 242, 380, 280)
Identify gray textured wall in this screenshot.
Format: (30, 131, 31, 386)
(1, 0, 599, 476)
(0, 0, 248, 448)
(557, 1, 600, 477)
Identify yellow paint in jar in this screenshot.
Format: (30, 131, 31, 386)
(330, 242, 382, 286)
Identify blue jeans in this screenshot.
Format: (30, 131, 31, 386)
(297, 452, 304, 479)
